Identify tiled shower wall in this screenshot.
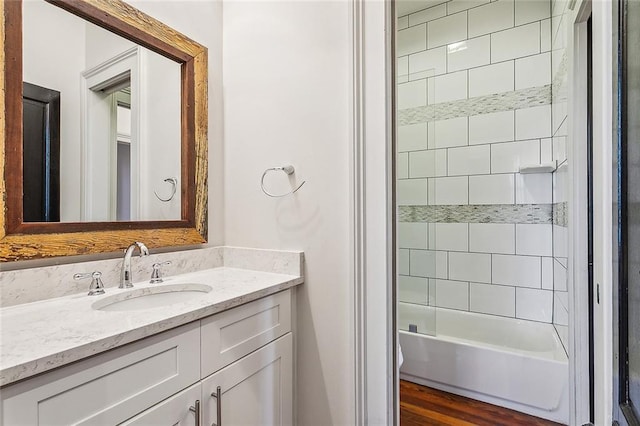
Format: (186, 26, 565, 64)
(551, 0, 570, 352)
(397, 0, 557, 332)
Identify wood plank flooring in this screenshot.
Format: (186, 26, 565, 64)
(400, 380, 564, 426)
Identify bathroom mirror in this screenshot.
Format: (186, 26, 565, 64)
(0, 0, 208, 261)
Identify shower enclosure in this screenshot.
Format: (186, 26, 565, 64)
(396, 0, 571, 422)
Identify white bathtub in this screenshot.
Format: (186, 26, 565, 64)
(399, 305, 569, 424)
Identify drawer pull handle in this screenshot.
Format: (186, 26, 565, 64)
(211, 386, 222, 426)
(189, 399, 201, 426)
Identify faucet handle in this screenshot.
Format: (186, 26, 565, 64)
(150, 261, 171, 284)
(74, 271, 106, 296)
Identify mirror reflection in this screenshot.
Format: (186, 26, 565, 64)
(22, 0, 182, 223)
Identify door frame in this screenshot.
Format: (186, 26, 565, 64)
(569, 2, 594, 424)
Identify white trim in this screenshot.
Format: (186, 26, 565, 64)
(592, 0, 614, 424)
(352, 0, 394, 424)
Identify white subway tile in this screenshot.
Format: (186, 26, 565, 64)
(469, 174, 515, 204)
(469, 110, 515, 145)
(448, 145, 490, 176)
(435, 279, 469, 310)
(434, 223, 469, 252)
(431, 117, 468, 148)
(541, 138, 553, 162)
(515, 104, 552, 139)
(398, 123, 429, 152)
(553, 161, 569, 202)
(410, 250, 448, 278)
(468, 0, 515, 38)
(398, 79, 428, 109)
(491, 23, 541, 62)
(398, 56, 409, 78)
(398, 222, 428, 249)
(447, 0, 490, 14)
(398, 16, 409, 30)
(409, 3, 447, 26)
(398, 275, 429, 304)
(449, 252, 491, 283)
(554, 259, 567, 291)
(493, 254, 541, 288)
(398, 24, 427, 57)
(429, 176, 469, 205)
(516, 288, 553, 322)
(431, 70, 467, 104)
(553, 225, 568, 265)
(541, 18, 551, 52)
(399, 249, 410, 275)
(554, 293, 569, 326)
(470, 282, 516, 316)
(468, 61, 514, 98)
(447, 35, 491, 72)
(398, 179, 428, 205)
(410, 150, 434, 178)
(515, 173, 552, 204)
(469, 223, 515, 254)
(542, 257, 553, 290)
(428, 12, 467, 49)
(398, 152, 409, 179)
(410, 149, 447, 178)
(553, 136, 567, 163)
(491, 139, 540, 173)
(428, 279, 437, 305)
(398, 302, 436, 334)
(435, 149, 448, 176)
(515, 52, 551, 90)
(515, 0, 550, 25)
(516, 224, 553, 256)
(409, 47, 447, 77)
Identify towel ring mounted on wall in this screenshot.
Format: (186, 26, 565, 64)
(260, 165, 306, 198)
(154, 177, 178, 202)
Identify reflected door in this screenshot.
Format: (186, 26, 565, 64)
(22, 82, 60, 222)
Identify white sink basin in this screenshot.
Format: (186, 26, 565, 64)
(92, 283, 212, 312)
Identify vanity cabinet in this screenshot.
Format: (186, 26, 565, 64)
(1, 290, 293, 426)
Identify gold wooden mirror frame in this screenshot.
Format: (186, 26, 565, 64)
(0, 0, 208, 262)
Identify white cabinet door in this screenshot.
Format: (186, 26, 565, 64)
(201, 333, 292, 426)
(1, 322, 200, 426)
(121, 383, 201, 426)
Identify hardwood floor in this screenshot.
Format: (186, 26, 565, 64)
(400, 380, 564, 426)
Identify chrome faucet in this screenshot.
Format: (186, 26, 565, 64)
(120, 242, 150, 288)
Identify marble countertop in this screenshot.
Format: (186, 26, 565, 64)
(0, 267, 303, 387)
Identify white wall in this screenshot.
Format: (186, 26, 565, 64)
(222, 1, 354, 424)
(117, 0, 224, 243)
(22, 0, 86, 221)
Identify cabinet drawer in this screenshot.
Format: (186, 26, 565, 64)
(120, 383, 201, 426)
(1, 322, 200, 426)
(201, 289, 291, 378)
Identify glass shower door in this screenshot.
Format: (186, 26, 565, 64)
(616, 0, 640, 423)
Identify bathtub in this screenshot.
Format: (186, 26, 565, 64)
(399, 305, 569, 424)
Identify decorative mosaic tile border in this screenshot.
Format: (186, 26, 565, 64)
(553, 202, 568, 227)
(398, 85, 552, 126)
(398, 204, 553, 224)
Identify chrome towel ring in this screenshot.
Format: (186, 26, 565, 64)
(154, 177, 178, 202)
(261, 165, 306, 198)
